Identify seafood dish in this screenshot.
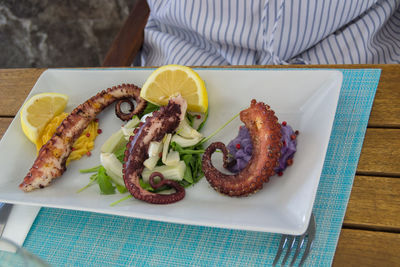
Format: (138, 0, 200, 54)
(19, 78, 297, 205)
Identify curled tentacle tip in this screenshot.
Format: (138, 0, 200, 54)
(149, 172, 165, 188)
(122, 96, 187, 204)
(202, 100, 281, 197)
(20, 83, 144, 192)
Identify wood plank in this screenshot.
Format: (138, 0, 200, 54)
(357, 128, 400, 177)
(367, 64, 400, 128)
(333, 229, 400, 267)
(344, 175, 400, 231)
(0, 69, 45, 116)
(0, 118, 13, 139)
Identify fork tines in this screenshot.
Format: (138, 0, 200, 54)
(272, 213, 316, 266)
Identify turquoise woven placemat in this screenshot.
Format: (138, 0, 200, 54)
(19, 69, 380, 266)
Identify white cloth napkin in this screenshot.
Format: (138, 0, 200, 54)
(0, 204, 40, 252)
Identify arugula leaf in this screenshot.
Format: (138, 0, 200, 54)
(191, 156, 199, 181)
(170, 142, 205, 188)
(114, 146, 126, 163)
(139, 179, 154, 191)
(79, 166, 120, 194)
(186, 113, 195, 127)
(110, 195, 133, 207)
(195, 155, 204, 182)
(182, 154, 192, 165)
(183, 166, 193, 183)
(116, 184, 128, 193)
(182, 154, 194, 183)
(97, 166, 116, 195)
(156, 157, 164, 166)
(89, 173, 98, 181)
(79, 165, 101, 173)
(140, 102, 160, 118)
(199, 112, 239, 145)
(197, 109, 209, 131)
(76, 175, 97, 193)
(170, 142, 205, 155)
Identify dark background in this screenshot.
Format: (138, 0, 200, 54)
(0, 0, 136, 68)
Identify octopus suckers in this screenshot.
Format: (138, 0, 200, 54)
(122, 95, 187, 204)
(202, 99, 282, 197)
(19, 84, 146, 192)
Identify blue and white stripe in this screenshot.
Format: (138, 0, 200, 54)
(138, 0, 400, 66)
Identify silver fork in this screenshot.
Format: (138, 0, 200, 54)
(273, 213, 316, 267)
(0, 203, 13, 238)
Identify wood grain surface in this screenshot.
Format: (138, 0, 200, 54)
(357, 128, 400, 177)
(333, 229, 400, 267)
(0, 68, 45, 116)
(0, 65, 399, 266)
(344, 175, 400, 231)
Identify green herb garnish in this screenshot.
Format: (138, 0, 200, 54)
(96, 166, 116, 194)
(79, 104, 241, 205)
(197, 109, 209, 131)
(110, 195, 133, 207)
(78, 166, 119, 195)
(170, 142, 205, 188)
(116, 184, 128, 194)
(114, 145, 126, 163)
(79, 165, 101, 173)
(186, 113, 195, 127)
(76, 174, 98, 193)
(199, 112, 239, 145)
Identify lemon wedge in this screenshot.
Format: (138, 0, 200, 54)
(140, 64, 208, 113)
(20, 92, 68, 145)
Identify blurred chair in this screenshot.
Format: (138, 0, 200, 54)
(102, 0, 149, 67)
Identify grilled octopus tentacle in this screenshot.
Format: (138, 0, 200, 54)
(202, 99, 282, 197)
(115, 85, 147, 121)
(149, 172, 184, 194)
(123, 95, 187, 204)
(20, 84, 144, 192)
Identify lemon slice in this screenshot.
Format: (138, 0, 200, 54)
(20, 92, 68, 144)
(140, 65, 208, 113)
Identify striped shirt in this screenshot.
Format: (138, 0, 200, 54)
(137, 0, 400, 66)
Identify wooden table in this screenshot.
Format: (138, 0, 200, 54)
(0, 65, 399, 266)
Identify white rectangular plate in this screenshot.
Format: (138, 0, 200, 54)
(0, 68, 342, 235)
